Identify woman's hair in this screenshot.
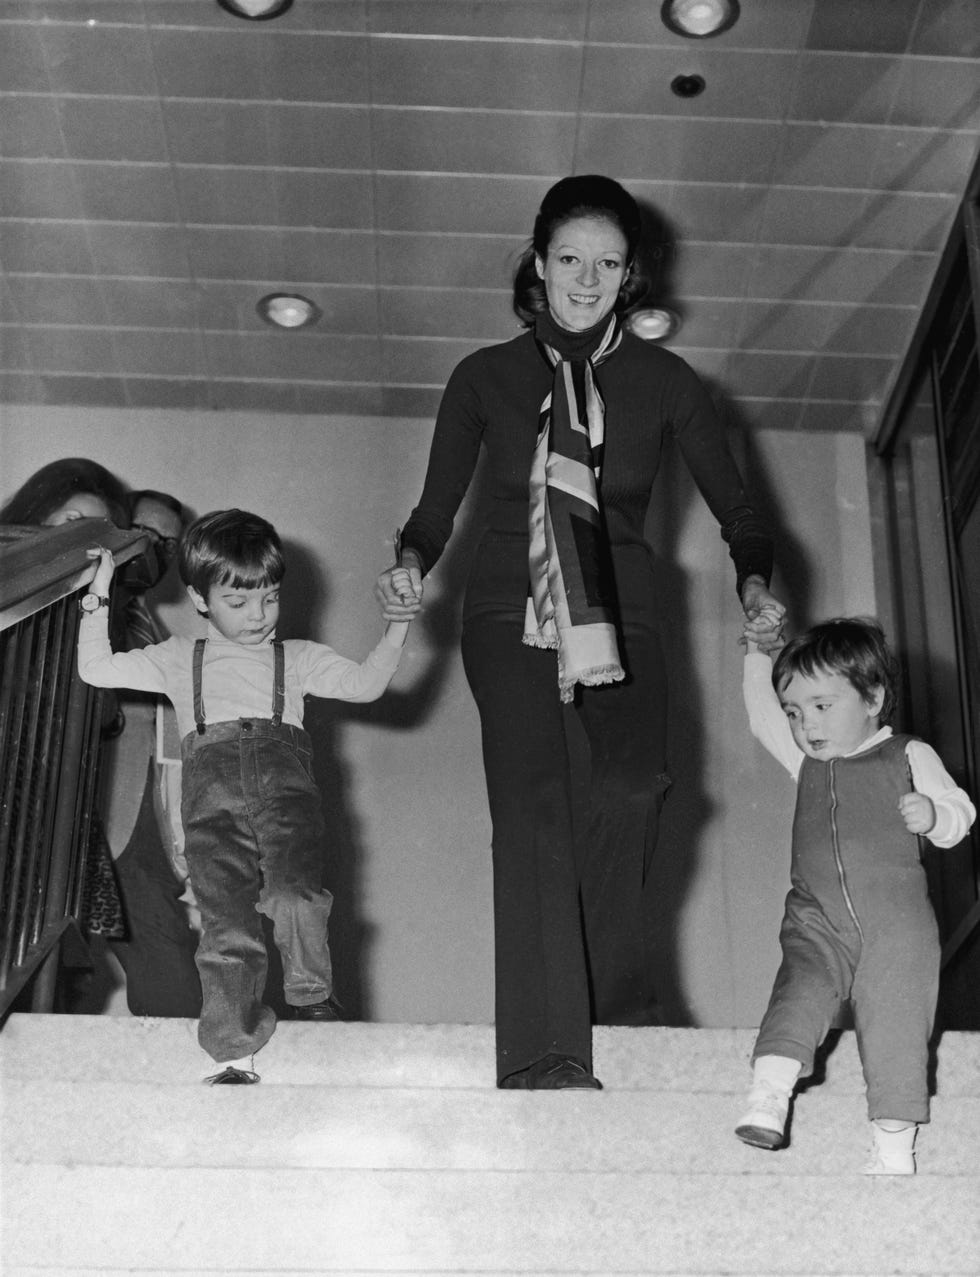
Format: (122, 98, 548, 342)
(179, 509, 285, 598)
(0, 457, 130, 528)
(512, 173, 650, 326)
(772, 617, 899, 725)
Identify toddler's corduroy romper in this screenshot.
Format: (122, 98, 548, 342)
(754, 735, 939, 1122)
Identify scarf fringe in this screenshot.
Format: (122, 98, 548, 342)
(522, 631, 557, 651)
(558, 664, 626, 704)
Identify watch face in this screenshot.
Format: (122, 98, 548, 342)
(81, 593, 103, 612)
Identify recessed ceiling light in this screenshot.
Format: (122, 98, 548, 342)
(661, 0, 740, 38)
(257, 293, 321, 329)
(626, 308, 680, 341)
(216, 0, 294, 20)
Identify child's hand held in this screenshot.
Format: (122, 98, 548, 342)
(375, 561, 423, 621)
(742, 603, 785, 654)
(391, 566, 417, 606)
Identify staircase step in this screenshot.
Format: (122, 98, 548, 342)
(5, 1080, 979, 1176)
(5, 1015, 978, 1276)
(5, 1165, 978, 1274)
(4, 1013, 980, 1094)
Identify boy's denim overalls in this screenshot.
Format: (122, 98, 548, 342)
(180, 639, 334, 1062)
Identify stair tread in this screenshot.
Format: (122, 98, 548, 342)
(4, 1015, 978, 1275)
(4, 1014, 980, 1093)
(4, 1080, 980, 1174)
(5, 1165, 979, 1274)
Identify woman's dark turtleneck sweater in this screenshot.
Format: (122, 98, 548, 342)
(533, 309, 614, 361)
(401, 308, 772, 623)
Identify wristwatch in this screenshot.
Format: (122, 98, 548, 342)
(79, 592, 110, 613)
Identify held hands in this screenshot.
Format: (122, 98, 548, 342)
(85, 545, 116, 596)
(899, 791, 936, 837)
(376, 554, 424, 623)
(740, 576, 787, 655)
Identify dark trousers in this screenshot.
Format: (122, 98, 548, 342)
(110, 758, 202, 1018)
(181, 719, 334, 1063)
(462, 615, 669, 1082)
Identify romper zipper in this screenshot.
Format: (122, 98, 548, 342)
(828, 759, 863, 939)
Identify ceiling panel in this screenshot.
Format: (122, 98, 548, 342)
(805, 0, 921, 54)
(374, 0, 589, 41)
(59, 97, 169, 162)
(913, 0, 980, 58)
(0, 0, 978, 436)
(40, 22, 156, 94)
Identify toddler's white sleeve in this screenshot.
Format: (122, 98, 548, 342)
(906, 740, 976, 848)
(743, 651, 803, 780)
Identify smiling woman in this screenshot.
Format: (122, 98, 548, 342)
(532, 218, 628, 332)
(374, 173, 785, 1090)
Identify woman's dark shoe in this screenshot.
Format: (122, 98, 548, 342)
(498, 1053, 602, 1091)
(292, 995, 345, 1021)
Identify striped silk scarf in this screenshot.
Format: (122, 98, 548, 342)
(523, 313, 625, 703)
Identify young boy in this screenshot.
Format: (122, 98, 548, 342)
(737, 615, 974, 1173)
(79, 509, 414, 1085)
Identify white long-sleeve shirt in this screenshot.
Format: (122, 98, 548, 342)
(79, 612, 403, 741)
(743, 651, 975, 849)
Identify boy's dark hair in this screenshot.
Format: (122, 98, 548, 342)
(772, 616, 899, 725)
(179, 509, 285, 598)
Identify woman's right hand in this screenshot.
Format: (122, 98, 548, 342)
(376, 552, 424, 621)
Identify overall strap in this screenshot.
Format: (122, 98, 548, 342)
(192, 639, 207, 734)
(271, 640, 285, 727)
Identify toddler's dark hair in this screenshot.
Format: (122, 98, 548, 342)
(179, 509, 285, 598)
(772, 616, 899, 724)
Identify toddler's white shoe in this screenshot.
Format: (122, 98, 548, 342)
(735, 1053, 802, 1150)
(862, 1120, 916, 1175)
(735, 1080, 790, 1149)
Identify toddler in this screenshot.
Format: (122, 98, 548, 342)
(737, 615, 974, 1173)
(79, 509, 413, 1083)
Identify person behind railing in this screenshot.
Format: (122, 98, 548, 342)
(0, 460, 201, 1017)
(0, 456, 130, 529)
(0, 458, 133, 951)
(129, 487, 198, 908)
(97, 487, 203, 1019)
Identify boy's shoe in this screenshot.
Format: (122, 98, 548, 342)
(292, 995, 345, 1021)
(735, 1081, 791, 1149)
(204, 1065, 260, 1086)
(498, 1053, 602, 1090)
(863, 1121, 916, 1175)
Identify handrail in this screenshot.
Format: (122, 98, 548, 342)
(0, 520, 144, 633)
(0, 521, 147, 1020)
